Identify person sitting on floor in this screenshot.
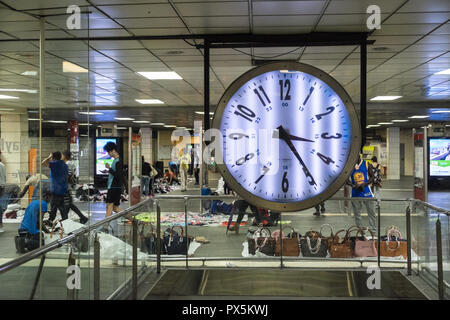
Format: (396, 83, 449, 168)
(15, 192, 51, 253)
(163, 169, 179, 185)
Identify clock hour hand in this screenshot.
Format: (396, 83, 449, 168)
(271, 130, 314, 143)
(275, 125, 317, 186)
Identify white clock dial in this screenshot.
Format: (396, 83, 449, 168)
(213, 62, 360, 211)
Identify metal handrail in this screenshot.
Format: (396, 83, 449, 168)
(0, 198, 153, 274)
(153, 194, 450, 215)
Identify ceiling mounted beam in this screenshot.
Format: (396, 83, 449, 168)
(0, 32, 374, 47)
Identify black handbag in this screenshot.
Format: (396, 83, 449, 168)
(139, 222, 167, 254)
(248, 227, 276, 256)
(300, 230, 328, 258)
(163, 226, 192, 255)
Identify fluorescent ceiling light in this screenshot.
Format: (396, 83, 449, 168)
(370, 96, 402, 101)
(133, 120, 150, 123)
(21, 71, 37, 76)
(0, 94, 19, 99)
(0, 88, 37, 94)
(392, 120, 409, 122)
(195, 111, 214, 115)
(151, 123, 165, 125)
(137, 71, 182, 80)
(164, 125, 176, 128)
(115, 117, 135, 121)
(378, 122, 393, 125)
(78, 123, 92, 126)
(117, 127, 127, 130)
(0, 108, 15, 111)
(434, 68, 450, 75)
(63, 61, 88, 73)
(367, 124, 381, 127)
(408, 115, 430, 119)
(135, 99, 164, 104)
(28, 118, 40, 121)
(46, 120, 67, 123)
(79, 112, 103, 115)
(431, 110, 450, 113)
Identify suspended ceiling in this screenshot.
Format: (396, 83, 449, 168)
(0, 0, 448, 128)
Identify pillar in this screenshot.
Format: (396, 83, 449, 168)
(140, 127, 152, 163)
(387, 127, 400, 180)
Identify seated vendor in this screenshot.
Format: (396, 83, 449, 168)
(15, 192, 51, 253)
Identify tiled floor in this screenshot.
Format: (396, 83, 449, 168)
(0, 174, 448, 299)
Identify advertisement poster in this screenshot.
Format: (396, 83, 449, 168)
(429, 138, 450, 176)
(96, 138, 117, 175)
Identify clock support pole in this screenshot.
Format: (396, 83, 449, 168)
(360, 42, 367, 149)
(202, 40, 210, 187)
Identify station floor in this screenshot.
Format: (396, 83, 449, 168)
(0, 174, 448, 299)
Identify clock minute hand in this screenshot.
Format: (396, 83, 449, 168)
(276, 125, 317, 186)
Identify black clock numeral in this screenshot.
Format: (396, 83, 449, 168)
(236, 153, 254, 166)
(254, 85, 271, 107)
(321, 132, 342, 139)
(228, 133, 249, 140)
(302, 86, 315, 105)
(281, 171, 289, 192)
(279, 79, 291, 101)
(255, 166, 270, 184)
(315, 106, 335, 120)
(317, 152, 335, 165)
(234, 104, 255, 122)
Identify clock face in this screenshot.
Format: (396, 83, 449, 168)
(212, 62, 360, 211)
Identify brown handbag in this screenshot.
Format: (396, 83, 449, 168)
(329, 229, 353, 258)
(354, 228, 378, 257)
(377, 227, 407, 259)
(274, 226, 300, 256)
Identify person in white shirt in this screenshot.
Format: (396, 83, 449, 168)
(179, 149, 191, 192)
(0, 156, 5, 233)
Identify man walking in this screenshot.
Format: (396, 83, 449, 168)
(101, 142, 124, 225)
(42, 152, 69, 222)
(179, 149, 190, 192)
(62, 151, 88, 224)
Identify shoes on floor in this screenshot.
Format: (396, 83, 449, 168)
(321, 207, 326, 213)
(313, 211, 320, 216)
(79, 216, 89, 224)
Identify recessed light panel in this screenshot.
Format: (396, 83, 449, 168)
(135, 99, 164, 104)
(137, 71, 182, 80)
(370, 96, 402, 101)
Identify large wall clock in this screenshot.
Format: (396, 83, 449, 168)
(212, 62, 361, 212)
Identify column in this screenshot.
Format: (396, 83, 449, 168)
(387, 127, 400, 180)
(140, 127, 152, 163)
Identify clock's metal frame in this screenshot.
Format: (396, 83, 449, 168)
(212, 61, 361, 212)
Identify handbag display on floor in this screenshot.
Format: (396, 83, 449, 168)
(163, 226, 192, 255)
(300, 230, 328, 258)
(248, 227, 276, 256)
(354, 228, 378, 257)
(274, 226, 300, 256)
(346, 225, 366, 252)
(139, 222, 156, 254)
(329, 229, 353, 258)
(377, 226, 407, 259)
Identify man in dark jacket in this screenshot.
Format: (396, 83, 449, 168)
(42, 151, 69, 222)
(102, 142, 124, 219)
